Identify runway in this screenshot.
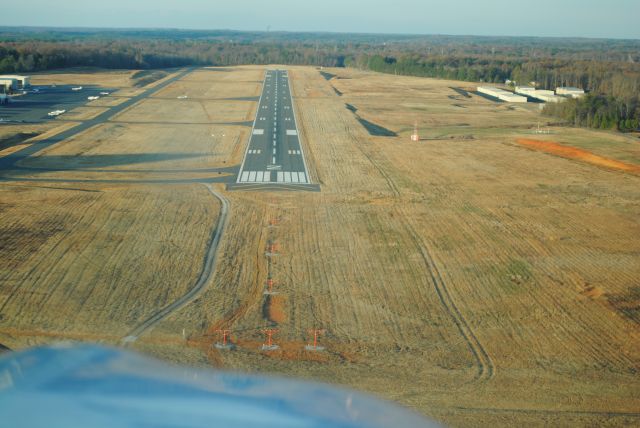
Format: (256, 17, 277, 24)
(235, 70, 311, 186)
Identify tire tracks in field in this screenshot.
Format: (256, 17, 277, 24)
(353, 141, 400, 197)
(358, 140, 494, 382)
(121, 184, 229, 345)
(398, 210, 495, 382)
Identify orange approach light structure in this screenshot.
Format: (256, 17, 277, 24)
(261, 328, 279, 351)
(264, 277, 278, 295)
(214, 329, 234, 350)
(305, 329, 325, 351)
(265, 241, 279, 257)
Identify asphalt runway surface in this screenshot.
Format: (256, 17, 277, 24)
(235, 70, 311, 185)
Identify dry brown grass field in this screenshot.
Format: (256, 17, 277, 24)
(1, 65, 639, 427)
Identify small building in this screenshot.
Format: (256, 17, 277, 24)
(0, 78, 18, 93)
(556, 87, 585, 98)
(0, 75, 31, 89)
(477, 86, 527, 103)
(533, 93, 564, 103)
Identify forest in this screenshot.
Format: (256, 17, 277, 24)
(0, 27, 638, 131)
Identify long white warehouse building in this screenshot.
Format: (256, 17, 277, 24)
(477, 86, 527, 103)
(556, 87, 585, 98)
(515, 86, 564, 103)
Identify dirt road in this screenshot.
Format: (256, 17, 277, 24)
(122, 184, 229, 344)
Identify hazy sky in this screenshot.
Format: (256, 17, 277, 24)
(2, 0, 639, 39)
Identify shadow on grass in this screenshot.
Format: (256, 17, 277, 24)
(345, 103, 397, 137)
(356, 117, 397, 137)
(319, 71, 336, 81)
(15, 152, 205, 171)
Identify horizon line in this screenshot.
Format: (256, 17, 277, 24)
(0, 25, 639, 42)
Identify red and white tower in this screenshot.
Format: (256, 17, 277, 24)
(411, 121, 419, 142)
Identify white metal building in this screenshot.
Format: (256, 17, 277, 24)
(516, 87, 564, 103)
(533, 93, 564, 103)
(477, 86, 528, 103)
(0, 78, 18, 92)
(515, 86, 536, 95)
(556, 87, 585, 98)
(0, 75, 30, 89)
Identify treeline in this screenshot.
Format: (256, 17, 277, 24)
(2, 27, 638, 63)
(0, 40, 345, 74)
(348, 54, 514, 84)
(543, 95, 639, 131)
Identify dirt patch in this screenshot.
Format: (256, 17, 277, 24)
(581, 285, 606, 299)
(517, 138, 640, 175)
(264, 295, 287, 324)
